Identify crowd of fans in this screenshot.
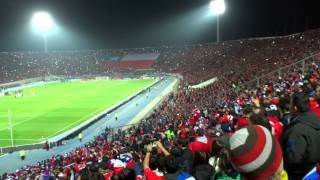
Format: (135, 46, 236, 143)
(2, 29, 320, 85)
(2, 29, 320, 179)
(155, 29, 320, 85)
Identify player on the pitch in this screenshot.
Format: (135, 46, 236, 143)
(78, 132, 83, 142)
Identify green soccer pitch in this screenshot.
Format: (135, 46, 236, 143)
(0, 79, 155, 147)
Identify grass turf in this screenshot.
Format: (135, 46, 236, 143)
(0, 79, 154, 147)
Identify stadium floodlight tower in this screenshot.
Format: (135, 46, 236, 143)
(31, 12, 55, 52)
(209, 0, 226, 43)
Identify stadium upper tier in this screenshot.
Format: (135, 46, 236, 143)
(0, 29, 320, 85)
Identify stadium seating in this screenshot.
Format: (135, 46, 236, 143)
(2, 29, 320, 179)
(104, 53, 158, 70)
(104, 60, 156, 70)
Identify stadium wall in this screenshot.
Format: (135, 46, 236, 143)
(189, 77, 218, 89)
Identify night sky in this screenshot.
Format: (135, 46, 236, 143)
(0, 0, 319, 51)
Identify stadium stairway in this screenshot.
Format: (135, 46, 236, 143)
(0, 76, 178, 174)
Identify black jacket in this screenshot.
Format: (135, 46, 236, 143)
(176, 148, 194, 173)
(281, 111, 320, 180)
(192, 164, 215, 180)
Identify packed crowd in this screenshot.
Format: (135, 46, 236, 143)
(2, 29, 320, 180)
(1, 29, 320, 85)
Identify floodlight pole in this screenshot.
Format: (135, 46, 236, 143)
(43, 34, 48, 53)
(8, 110, 14, 147)
(216, 15, 220, 43)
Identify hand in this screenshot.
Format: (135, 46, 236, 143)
(155, 141, 163, 148)
(146, 144, 152, 152)
(251, 97, 260, 108)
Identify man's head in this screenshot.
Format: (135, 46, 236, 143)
(156, 155, 167, 172)
(290, 92, 310, 113)
(279, 96, 290, 113)
(118, 168, 136, 180)
(196, 128, 205, 137)
(177, 137, 188, 148)
(165, 156, 178, 174)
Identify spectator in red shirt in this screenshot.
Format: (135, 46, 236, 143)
(111, 168, 143, 180)
(188, 128, 211, 154)
(143, 144, 166, 180)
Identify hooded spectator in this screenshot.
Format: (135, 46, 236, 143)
(281, 92, 320, 180)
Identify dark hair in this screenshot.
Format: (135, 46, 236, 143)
(88, 172, 105, 180)
(218, 149, 239, 178)
(243, 106, 253, 116)
(170, 146, 182, 157)
(279, 96, 290, 112)
(291, 92, 310, 113)
(89, 163, 100, 173)
(144, 136, 151, 145)
(177, 137, 188, 147)
(79, 168, 90, 180)
(151, 147, 158, 156)
(149, 156, 157, 170)
(156, 155, 167, 172)
(196, 128, 205, 137)
(110, 175, 119, 180)
(118, 168, 136, 180)
(193, 150, 207, 167)
(211, 139, 224, 157)
(249, 114, 272, 132)
(165, 156, 178, 174)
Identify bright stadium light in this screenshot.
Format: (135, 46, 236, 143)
(209, 0, 226, 43)
(31, 12, 55, 33)
(210, 0, 226, 15)
(31, 11, 56, 52)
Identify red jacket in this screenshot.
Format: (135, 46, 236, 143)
(310, 99, 320, 118)
(267, 115, 283, 141)
(188, 136, 211, 154)
(144, 168, 166, 180)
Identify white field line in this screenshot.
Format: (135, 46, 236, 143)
(0, 138, 39, 141)
(0, 108, 98, 144)
(0, 92, 86, 133)
(0, 96, 109, 141)
(0, 116, 34, 118)
(0, 114, 42, 131)
(46, 104, 112, 138)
